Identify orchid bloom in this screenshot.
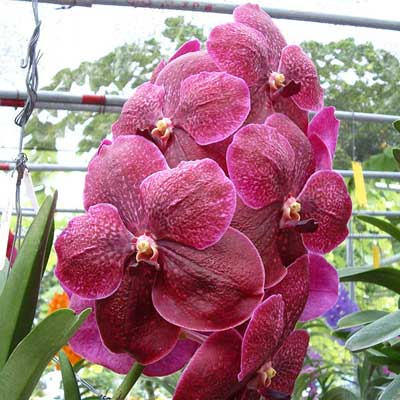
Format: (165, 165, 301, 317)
(173, 257, 310, 400)
(55, 135, 264, 365)
(69, 295, 198, 376)
(207, 3, 323, 128)
(228, 113, 352, 287)
(112, 50, 250, 170)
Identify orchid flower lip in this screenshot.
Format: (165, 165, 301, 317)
(280, 196, 301, 228)
(134, 233, 159, 267)
(151, 117, 174, 148)
(269, 72, 286, 91)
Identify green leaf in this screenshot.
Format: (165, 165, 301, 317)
(393, 148, 400, 168)
(339, 267, 400, 294)
(0, 193, 57, 368)
(0, 308, 90, 400)
(59, 350, 81, 400)
(338, 310, 389, 329)
(379, 374, 400, 400)
(393, 120, 400, 133)
(357, 215, 400, 242)
(321, 387, 357, 400)
(0, 259, 9, 296)
(346, 310, 400, 351)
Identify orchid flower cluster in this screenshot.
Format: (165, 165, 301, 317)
(54, 4, 352, 399)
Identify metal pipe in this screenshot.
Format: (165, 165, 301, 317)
(1, 90, 400, 124)
(349, 234, 392, 239)
(14, 0, 400, 31)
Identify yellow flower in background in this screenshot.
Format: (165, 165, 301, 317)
(48, 291, 82, 369)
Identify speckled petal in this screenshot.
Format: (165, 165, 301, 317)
(246, 85, 269, 124)
(173, 330, 242, 400)
(227, 124, 294, 209)
(96, 264, 180, 365)
(278, 45, 323, 111)
(263, 330, 309, 398)
(153, 228, 264, 331)
(55, 204, 133, 299)
(112, 83, 165, 137)
(308, 133, 332, 170)
(265, 113, 315, 195)
(164, 128, 230, 172)
(169, 39, 201, 62)
(144, 339, 198, 377)
(207, 22, 270, 86)
(267, 255, 309, 339)
(308, 106, 340, 169)
(6, 230, 17, 265)
(276, 229, 307, 268)
(155, 51, 218, 117)
(300, 254, 339, 321)
(270, 96, 309, 133)
(231, 199, 287, 288)
(298, 170, 352, 253)
(84, 135, 168, 233)
(173, 72, 250, 145)
(140, 158, 236, 249)
(69, 295, 135, 374)
(239, 295, 285, 381)
(150, 59, 166, 83)
(233, 3, 286, 71)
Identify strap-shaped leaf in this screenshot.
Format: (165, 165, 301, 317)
(346, 310, 400, 352)
(0, 308, 89, 400)
(379, 374, 400, 400)
(393, 120, 400, 133)
(357, 215, 400, 242)
(60, 350, 81, 400)
(393, 148, 400, 168)
(0, 193, 57, 368)
(338, 310, 389, 330)
(339, 267, 400, 294)
(321, 387, 357, 400)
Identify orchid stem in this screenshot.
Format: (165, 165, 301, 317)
(111, 362, 144, 400)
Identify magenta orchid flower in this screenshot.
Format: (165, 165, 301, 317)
(69, 295, 198, 376)
(173, 257, 310, 400)
(228, 113, 351, 287)
(112, 50, 250, 170)
(307, 106, 340, 170)
(207, 3, 323, 127)
(6, 230, 17, 265)
(55, 135, 264, 365)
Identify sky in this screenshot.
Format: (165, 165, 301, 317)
(0, 0, 400, 210)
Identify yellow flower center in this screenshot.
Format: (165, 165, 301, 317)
(151, 117, 173, 146)
(135, 235, 159, 264)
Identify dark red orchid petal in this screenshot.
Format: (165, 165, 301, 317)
(263, 330, 309, 397)
(246, 85, 269, 124)
(164, 128, 230, 173)
(308, 106, 340, 170)
(300, 253, 339, 321)
(207, 22, 270, 86)
(272, 80, 301, 99)
(155, 51, 218, 117)
(232, 199, 287, 288)
(276, 229, 307, 268)
(227, 124, 294, 209)
(173, 330, 242, 400)
(269, 96, 309, 133)
(55, 204, 133, 300)
(278, 45, 324, 111)
(239, 295, 285, 381)
(233, 3, 286, 71)
(144, 339, 199, 377)
(267, 255, 309, 339)
(112, 83, 165, 138)
(141, 158, 236, 250)
(174, 72, 250, 145)
(298, 170, 352, 253)
(265, 113, 315, 195)
(308, 106, 339, 158)
(262, 389, 291, 400)
(84, 135, 168, 234)
(309, 133, 332, 170)
(153, 228, 264, 331)
(69, 295, 135, 374)
(96, 264, 180, 365)
(168, 39, 201, 63)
